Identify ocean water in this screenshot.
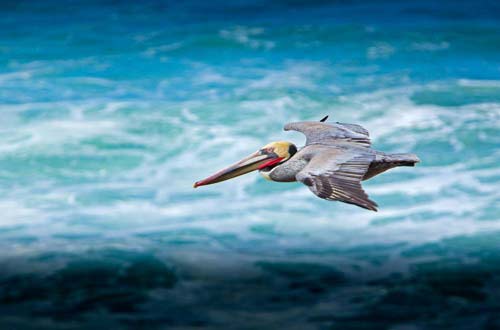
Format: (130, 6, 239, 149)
(1, 0, 500, 329)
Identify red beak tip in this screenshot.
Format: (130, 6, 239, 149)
(194, 178, 210, 188)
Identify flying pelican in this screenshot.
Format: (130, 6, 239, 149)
(194, 117, 419, 211)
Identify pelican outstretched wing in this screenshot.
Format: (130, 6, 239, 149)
(284, 121, 370, 147)
(295, 145, 377, 211)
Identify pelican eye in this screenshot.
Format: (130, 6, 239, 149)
(260, 147, 274, 155)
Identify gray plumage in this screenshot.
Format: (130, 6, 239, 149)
(268, 121, 420, 211)
(284, 121, 371, 147)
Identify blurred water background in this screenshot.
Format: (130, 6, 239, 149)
(1, 0, 500, 329)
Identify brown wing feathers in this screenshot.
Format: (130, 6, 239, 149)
(297, 151, 378, 211)
(315, 156, 377, 211)
(312, 175, 378, 211)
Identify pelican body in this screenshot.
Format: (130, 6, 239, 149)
(194, 119, 419, 211)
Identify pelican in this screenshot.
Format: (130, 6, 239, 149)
(194, 117, 419, 211)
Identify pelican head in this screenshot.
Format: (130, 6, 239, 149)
(193, 141, 297, 188)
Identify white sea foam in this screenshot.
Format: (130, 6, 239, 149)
(367, 42, 395, 59)
(0, 119, 120, 154)
(219, 26, 275, 49)
(0, 200, 42, 228)
(143, 42, 184, 57)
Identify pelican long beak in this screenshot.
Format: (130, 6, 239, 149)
(193, 150, 282, 188)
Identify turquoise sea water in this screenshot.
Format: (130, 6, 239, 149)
(1, 1, 500, 328)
